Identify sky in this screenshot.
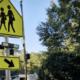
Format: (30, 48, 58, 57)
(0, 0, 58, 53)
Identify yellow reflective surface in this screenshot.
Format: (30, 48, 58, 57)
(0, 0, 23, 37)
(0, 56, 20, 70)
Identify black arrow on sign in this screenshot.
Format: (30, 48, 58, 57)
(4, 58, 14, 67)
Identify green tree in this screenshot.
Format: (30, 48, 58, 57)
(57, 0, 80, 54)
(0, 49, 4, 56)
(38, 52, 80, 80)
(37, 0, 80, 54)
(36, 1, 64, 53)
(28, 52, 42, 74)
(37, 0, 80, 80)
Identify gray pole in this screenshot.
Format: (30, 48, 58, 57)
(5, 37, 11, 80)
(19, 0, 27, 80)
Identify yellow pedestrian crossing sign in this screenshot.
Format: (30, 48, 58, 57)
(0, 56, 20, 70)
(0, 0, 23, 37)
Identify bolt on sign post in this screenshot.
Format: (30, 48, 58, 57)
(0, 0, 23, 37)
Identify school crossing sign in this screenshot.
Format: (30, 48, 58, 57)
(0, 0, 23, 37)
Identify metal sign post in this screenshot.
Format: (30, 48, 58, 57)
(5, 37, 11, 80)
(19, 0, 27, 80)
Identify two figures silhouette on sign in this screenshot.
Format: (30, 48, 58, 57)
(0, 5, 15, 33)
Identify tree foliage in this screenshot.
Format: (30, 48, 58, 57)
(37, 0, 80, 53)
(38, 52, 80, 80)
(28, 52, 46, 74)
(37, 0, 80, 80)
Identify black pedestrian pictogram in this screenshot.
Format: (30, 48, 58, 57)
(7, 5, 15, 33)
(0, 7, 7, 30)
(0, 5, 15, 33)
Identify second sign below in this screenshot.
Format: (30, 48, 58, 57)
(0, 56, 20, 70)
